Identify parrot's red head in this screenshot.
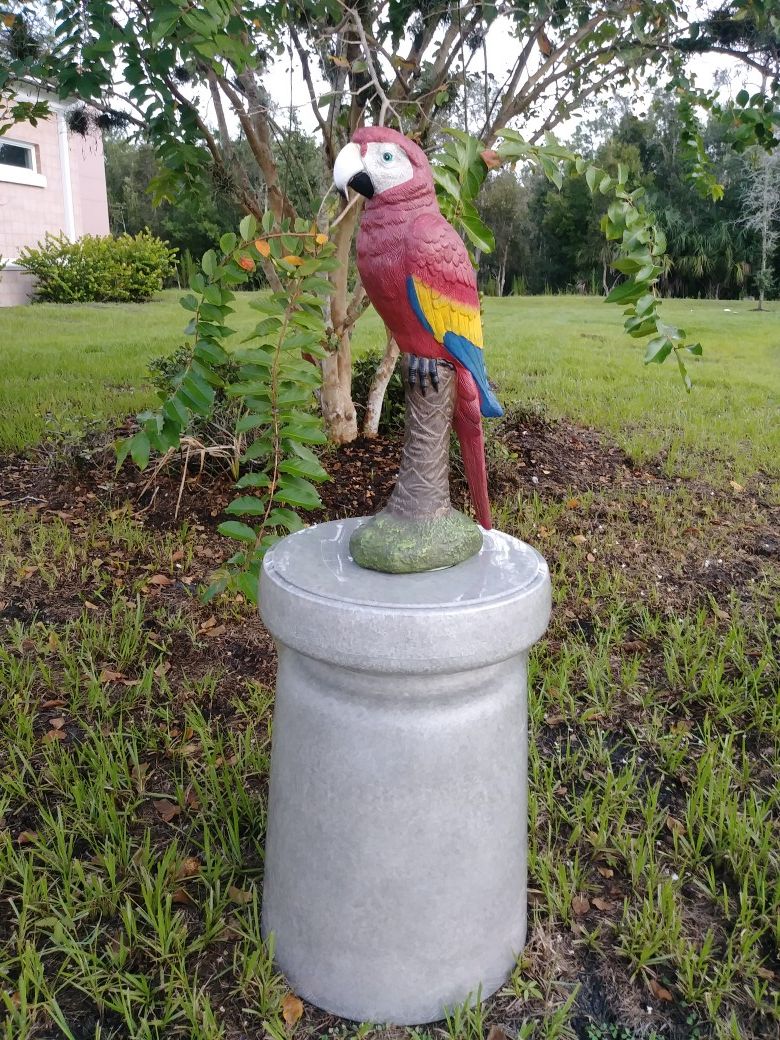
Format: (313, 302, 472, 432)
(333, 127, 434, 206)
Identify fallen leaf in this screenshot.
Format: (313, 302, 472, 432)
(586, 552, 596, 562)
(17, 830, 38, 844)
(202, 624, 226, 639)
(228, 884, 253, 905)
(179, 742, 200, 757)
(282, 993, 304, 1026)
(566, 497, 580, 509)
(592, 896, 614, 912)
(199, 616, 218, 631)
(99, 668, 125, 683)
(756, 965, 776, 981)
(649, 978, 673, 1002)
(571, 534, 587, 544)
(40, 698, 66, 709)
(175, 856, 201, 880)
(147, 574, 173, 587)
(48, 716, 66, 730)
(185, 786, 201, 810)
(154, 661, 171, 678)
(729, 480, 744, 493)
(171, 548, 185, 563)
(666, 815, 685, 837)
(571, 894, 590, 916)
(486, 1027, 508, 1040)
(172, 887, 196, 906)
(154, 799, 181, 823)
(596, 865, 614, 879)
(44, 729, 67, 743)
(47, 632, 59, 652)
(84, 601, 99, 611)
(215, 917, 241, 942)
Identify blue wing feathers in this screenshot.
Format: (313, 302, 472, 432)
(443, 332, 503, 418)
(406, 277, 434, 335)
(406, 277, 502, 419)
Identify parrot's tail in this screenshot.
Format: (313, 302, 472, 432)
(453, 365, 492, 530)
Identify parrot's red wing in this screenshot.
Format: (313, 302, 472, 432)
(408, 213, 479, 306)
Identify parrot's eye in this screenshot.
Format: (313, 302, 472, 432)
(381, 150, 394, 162)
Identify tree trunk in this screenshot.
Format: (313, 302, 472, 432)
(363, 333, 399, 437)
(320, 202, 361, 443)
(320, 331, 358, 444)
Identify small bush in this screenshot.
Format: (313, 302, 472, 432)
(18, 231, 176, 303)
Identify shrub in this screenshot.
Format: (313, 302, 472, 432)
(18, 231, 176, 303)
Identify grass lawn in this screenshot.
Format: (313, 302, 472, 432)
(0, 293, 778, 1040)
(1, 293, 779, 484)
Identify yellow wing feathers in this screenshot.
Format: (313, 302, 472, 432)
(412, 276, 483, 348)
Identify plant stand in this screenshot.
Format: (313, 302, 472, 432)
(259, 518, 551, 1024)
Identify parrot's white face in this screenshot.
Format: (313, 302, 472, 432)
(333, 140, 414, 199)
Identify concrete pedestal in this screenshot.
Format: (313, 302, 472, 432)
(259, 518, 551, 1025)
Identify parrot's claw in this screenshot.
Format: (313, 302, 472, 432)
(406, 355, 439, 396)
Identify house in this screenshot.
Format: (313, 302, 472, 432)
(0, 87, 110, 305)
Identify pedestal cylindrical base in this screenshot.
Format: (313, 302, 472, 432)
(260, 518, 551, 1025)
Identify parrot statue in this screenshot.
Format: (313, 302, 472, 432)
(333, 127, 503, 531)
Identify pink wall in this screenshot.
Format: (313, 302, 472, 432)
(0, 111, 109, 262)
(70, 130, 110, 237)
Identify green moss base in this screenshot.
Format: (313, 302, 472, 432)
(349, 509, 483, 574)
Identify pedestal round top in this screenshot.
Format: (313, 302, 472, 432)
(261, 518, 551, 673)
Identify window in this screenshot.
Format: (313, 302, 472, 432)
(0, 137, 45, 187)
(0, 140, 34, 171)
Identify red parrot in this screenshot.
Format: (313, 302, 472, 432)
(333, 127, 503, 530)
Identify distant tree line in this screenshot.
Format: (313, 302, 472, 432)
(104, 96, 780, 302)
(476, 97, 780, 301)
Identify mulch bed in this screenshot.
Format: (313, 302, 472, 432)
(1, 411, 778, 705)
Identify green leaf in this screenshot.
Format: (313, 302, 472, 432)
(460, 204, 495, 254)
(280, 424, 328, 445)
(275, 475, 322, 509)
(220, 232, 237, 254)
(225, 496, 268, 517)
(217, 521, 257, 543)
(202, 249, 217, 276)
(235, 472, 271, 488)
(279, 454, 329, 481)
(586, 166, 599, 192)
(605, 279, 644, 305)
(115, 437, 133, 471)
(644, 335, 673, 365)
(194, 340, 229, 365)
(236, 411, 271, 434)
(180, 293, 199, 312)
(129, 431, 150, 470)
(267, 507, 305, 532)
(239, 214, 257, 241)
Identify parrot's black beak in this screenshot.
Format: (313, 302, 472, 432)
(347, 171, 375, 199)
